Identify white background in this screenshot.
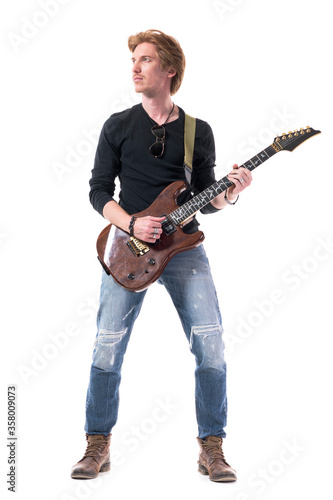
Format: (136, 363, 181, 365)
(1, 1, 332, 499)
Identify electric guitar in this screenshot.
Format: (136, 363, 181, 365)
(96, 127, 321, 292)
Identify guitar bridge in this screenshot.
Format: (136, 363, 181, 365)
(126, 236, 150, 257)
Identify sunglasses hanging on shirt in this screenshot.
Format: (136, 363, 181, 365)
(149, 103, 175, 158)
(149, 125, 166, 158)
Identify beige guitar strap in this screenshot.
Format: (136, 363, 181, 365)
(184, 113, 196, 184)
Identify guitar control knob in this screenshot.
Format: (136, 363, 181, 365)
(127, 273, 135, 280)
(148, 258, 156, 265)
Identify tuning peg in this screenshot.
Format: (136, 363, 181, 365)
(294, 130, 299, 136)
(288, 131, 293, 138)
(306, 126, 311, 132)
(282, 133, 286, 140)
(300, 127, 305, 135)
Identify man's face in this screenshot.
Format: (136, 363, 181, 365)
(131, 42, 174, 97)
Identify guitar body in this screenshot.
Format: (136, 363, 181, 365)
(96, 181, 205, 292)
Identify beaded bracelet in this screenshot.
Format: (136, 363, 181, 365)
(128, 216, 137, 236)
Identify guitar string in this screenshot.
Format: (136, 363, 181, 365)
(170, 146, 275, 223)
(170, 131, 315, 225)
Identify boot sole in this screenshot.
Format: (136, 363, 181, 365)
(71, 462, 111, 480)
(198, 464, 237, 482)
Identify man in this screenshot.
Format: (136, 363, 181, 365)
(71, 29, 252, 483)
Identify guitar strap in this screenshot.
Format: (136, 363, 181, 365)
(184, 113, 196, 185)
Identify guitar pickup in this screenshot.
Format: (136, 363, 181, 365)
(126, 236, 150, 256)
(161, 216, 176, 236)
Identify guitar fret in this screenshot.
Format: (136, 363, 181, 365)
(253, 155, 262, 166)
(171, 145, 278, 224)
(250, 156, 262, 168)
(259, 150, 269, 161)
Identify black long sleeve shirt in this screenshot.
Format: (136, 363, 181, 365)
(89, 104, 220, 233)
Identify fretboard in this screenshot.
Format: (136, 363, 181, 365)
(170, 144, 277, 225)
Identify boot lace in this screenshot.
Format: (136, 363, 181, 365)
(202, 438, 230, 466)
(82, 438, 108, 463)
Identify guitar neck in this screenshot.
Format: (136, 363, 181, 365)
(170, 144, 278, 225)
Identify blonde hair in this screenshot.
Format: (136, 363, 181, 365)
(128, 29, 186, 96)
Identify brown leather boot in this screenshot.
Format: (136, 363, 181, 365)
(197, 435, 237, 482)
(71, 433, 111, 479)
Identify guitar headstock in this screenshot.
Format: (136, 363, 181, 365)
(272, 126, 321, 152)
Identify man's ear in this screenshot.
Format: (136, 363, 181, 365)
(167, 67, 177, 78)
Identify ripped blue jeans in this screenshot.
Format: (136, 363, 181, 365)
(85, 245, 227, 439)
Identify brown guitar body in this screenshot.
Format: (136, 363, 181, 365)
(96, 181, 205, 292)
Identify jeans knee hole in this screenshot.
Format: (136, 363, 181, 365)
(189, 324, 225, 368)
(190, 324, 222, 346)
(96, 328, 127, 346)
(92, 328, 128, 370)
